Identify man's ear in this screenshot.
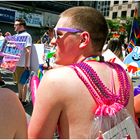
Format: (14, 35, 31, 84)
(79, 31, 90, 48)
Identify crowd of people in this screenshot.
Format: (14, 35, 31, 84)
(0, 6, 140, 139)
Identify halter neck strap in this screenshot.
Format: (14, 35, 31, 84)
(84, 55, 104, 62)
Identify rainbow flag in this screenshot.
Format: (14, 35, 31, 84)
(127, 7, 140, 53)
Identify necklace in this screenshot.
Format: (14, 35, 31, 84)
(71, 62, 130, 116)
(71, 61, 130, 107)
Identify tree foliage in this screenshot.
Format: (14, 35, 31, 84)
(106, 17, 133, 43)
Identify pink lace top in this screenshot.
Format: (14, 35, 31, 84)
(70, 62, 130, 116)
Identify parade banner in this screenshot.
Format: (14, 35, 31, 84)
(103, 48, 140, 78)
(0, 35, 28, 72)
(15, 11, 43, 27)
(102, 49, 127, 70)
(124, 46, 140, 78)
(30, 44, 44, 74)
(0, 7, 16, 23)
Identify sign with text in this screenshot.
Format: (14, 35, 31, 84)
(15, 11, 43, 27)
(102, 116, 137, 139)
(0, 35, 28, 72)
(0, 7, 16, 23)
(31, 44, 44, 74)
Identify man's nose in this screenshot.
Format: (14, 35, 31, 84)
(49, 37, 57, 47)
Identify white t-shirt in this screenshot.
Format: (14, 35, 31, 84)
(0, 35, 4, 40)
(15, 31, 32, 67)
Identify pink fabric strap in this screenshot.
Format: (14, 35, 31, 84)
(71, 62, 130, 116)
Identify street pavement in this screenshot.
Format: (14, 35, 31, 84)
(0, 69, 33, 123)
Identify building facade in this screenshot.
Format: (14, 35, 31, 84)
(109, 1, 139, 19)
(96, 1, 111, 17)
(0, 1, 139, 42)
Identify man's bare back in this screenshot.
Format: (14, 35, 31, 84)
(28, 62, 134, 138)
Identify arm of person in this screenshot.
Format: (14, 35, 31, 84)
(25, 46, 31, 69)
(28, 69, 63, 138)
(134, 94, 140, 118)
(126, 75, 140, 119)
(0, 88, 27, 138)
(25, 34, 32, 69)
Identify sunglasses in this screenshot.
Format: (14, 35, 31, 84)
(53, 27, 83, 39)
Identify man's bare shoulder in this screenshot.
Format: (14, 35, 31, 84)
(0, 88, 18, 103)
(0, 88, 25, 118)
(36, 66, 78, 100)
(0, 88, 25, 114)
(44, 66, 74, 81)
(0, 88, 27, 138)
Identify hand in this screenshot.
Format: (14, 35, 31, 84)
(25, 66, 30, 70)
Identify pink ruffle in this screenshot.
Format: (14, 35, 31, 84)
(95, 103, 124, 116)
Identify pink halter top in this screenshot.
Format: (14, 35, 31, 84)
(71, 62, 130, 116)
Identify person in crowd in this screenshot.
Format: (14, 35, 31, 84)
(43, 28, 55, 70)
(13, 18, 32, 106)
(102, 37, 110, 51)
(0, 29, 6, 86)
(0, 88, 27, 138)
(41, 31, 50, 44)
(104, 38, 124, 61)
(28, 6, 136, 139)
(41, 28, 54, 45)
(134, 93, 140, 125)
(122, 43, 128, 58)
(134, 39, 140, 126)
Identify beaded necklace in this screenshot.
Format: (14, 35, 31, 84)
(70, 56, 130, 115)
